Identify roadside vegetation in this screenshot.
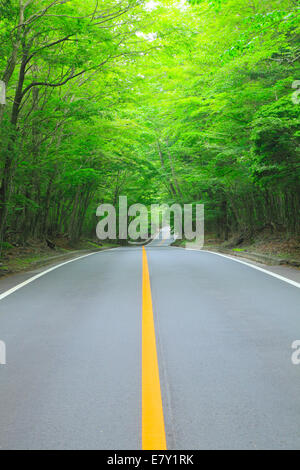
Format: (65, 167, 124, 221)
(0, 237, 118, 276)
(0, 0, 299, 262)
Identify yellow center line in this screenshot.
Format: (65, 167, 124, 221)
(158, 237, 166, 246)
(142, 246, 167, 450)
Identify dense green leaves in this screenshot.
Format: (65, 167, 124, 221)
(0, 0, 299, 248)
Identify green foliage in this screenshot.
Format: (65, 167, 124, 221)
(0, 0, 299, 247)
(0, 241, 13, 251)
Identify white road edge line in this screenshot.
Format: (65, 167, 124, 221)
(173, 246, 300, 289)
(0, 248, 120, 301)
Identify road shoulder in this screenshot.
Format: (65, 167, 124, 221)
(172, 245, 300, 285)
(0, 247, 118, 295)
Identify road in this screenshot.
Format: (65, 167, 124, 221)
(0, 244, 300, 450)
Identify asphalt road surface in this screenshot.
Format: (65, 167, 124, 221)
(0, 244, 300, 450)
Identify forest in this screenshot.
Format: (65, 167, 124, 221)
(0, 0, 299, 254)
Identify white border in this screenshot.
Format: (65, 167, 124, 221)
(0, 248, 120, 301)
(1, 245, 298, 303)
(173, 247, 300, 289)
